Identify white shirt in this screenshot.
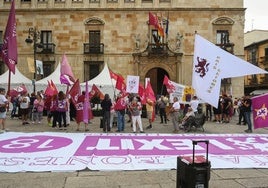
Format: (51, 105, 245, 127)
(172, 101, 181, 111)
(0, 94, 8, 105)
(190, 99, 199, 112)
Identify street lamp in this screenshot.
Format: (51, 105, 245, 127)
(25, 27, 42, 93)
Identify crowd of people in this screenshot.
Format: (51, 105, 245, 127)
(0, 87, 254, 134)
(204, 94, 253, 133)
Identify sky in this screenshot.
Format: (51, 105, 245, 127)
(244, 0, 268, 32)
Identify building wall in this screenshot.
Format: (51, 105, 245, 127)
(0, 0, 245, 97)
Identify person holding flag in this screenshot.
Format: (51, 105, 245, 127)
(114, 92, 127, 132)
(0, 88, 9, 132)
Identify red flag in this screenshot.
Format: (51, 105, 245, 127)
(163, 75, 176, 93)
(149, 12, 159, 29)
(90, 84, 104, 100)
(50, 80, 58, 95)
(109, 69, 118, 80)
(69, 79, 81, 106)
(145, 80, 156, 102)
(252, 94, 268, 129)
(60, 53, 75, 83)
(114, 96, 127, 111)
(1, 0, 17, 74)
(145, 80, 156, 122)
(115, 75, 126, 92)
(138, 84, 146, 105)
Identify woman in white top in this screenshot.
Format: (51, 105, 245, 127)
(0, 88, 9, 131)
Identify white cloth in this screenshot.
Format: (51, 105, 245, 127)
(190, 99, 199, 112)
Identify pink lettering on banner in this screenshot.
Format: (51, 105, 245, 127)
(0, 136, 72, 153)
(74, 135, 268, 156)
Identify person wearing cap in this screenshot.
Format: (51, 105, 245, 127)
(0, 88, 9, 132)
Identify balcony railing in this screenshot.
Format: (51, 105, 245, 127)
(147, 43, 168, 55)
(36, 43, 56, 54)
(84, 43, 104, 54)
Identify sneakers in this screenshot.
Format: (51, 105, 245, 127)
(146, 125, 152, 130)
(140, 131, 145, 133)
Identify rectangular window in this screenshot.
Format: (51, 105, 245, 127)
(125, 0, 135, 2)
(40, 31, 54, 53)
(142, 0, 153, 2)
(107, 0, 118, 2)
(55, 0, 65, 2)
(216, 30, 229, 44)
(21, 0, 31, 2)
(89, 0, 100, 2)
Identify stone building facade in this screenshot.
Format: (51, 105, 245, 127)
(0, 0, 245, 97)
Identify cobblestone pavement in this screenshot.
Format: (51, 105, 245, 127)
(1, 113, 268, 188)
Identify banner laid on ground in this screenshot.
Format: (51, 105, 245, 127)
(0, 132, 268, 172)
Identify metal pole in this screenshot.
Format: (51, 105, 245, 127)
(33, 28, 37, 94)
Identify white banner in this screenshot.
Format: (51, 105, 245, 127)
(126, 75, 139, 93)
(0, 132, 268, 172)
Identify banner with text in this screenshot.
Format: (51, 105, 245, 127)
(0, 132, 268, 172)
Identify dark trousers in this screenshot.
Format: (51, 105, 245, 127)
(238, 108, 245, 124)
(159, 108, 167, 123)
(103, 111, 111, 132)
(58, 111, 67, 127)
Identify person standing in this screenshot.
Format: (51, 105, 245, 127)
(56, 91, 68, 130)
(0, 88, 9, 131)
(114, 93, 127, 132)
(169, 97, 181, 133)
(146, 98, 155, 129)
(32, 93, 44, 124)
(243, 95, 253, 133)
(158, 95, 167, 124)
(19, 92, 30, 125)
(129, 97, 144, 133)
(101, 94, 112, 133)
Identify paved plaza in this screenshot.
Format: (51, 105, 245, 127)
(0, 112, 268, 188)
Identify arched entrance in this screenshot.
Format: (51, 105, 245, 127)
(145, 67, 169, 98)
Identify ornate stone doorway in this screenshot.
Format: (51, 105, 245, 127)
(145, 67, 169, 97)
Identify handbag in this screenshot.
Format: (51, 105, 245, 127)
(0, 106, 6, 113)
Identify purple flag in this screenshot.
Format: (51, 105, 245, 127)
(83, 81, 89, 123)
(1, 0, 17, 74)
(252, 93, 268, 129)
(60, 74, 71, 86)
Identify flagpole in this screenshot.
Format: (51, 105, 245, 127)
(107, 61, 116, 100)
(7, 70, 11, 96)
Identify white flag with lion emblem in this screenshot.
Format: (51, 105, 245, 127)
(192, 34, 267, 108)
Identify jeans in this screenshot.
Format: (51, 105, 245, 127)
(244, 111, 252, 131)
(117, 111, 125, 132)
